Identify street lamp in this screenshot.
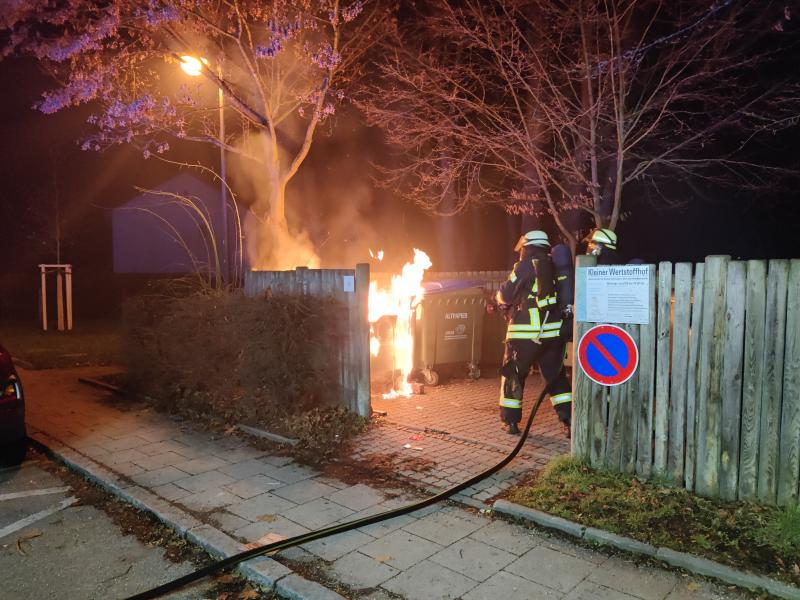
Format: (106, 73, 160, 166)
(179, 55, 229, 284)
(179, 55, 206, 77)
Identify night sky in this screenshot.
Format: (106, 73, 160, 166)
(1, 38, 798, 320)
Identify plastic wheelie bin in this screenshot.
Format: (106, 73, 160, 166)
(411, 280, 486, 385)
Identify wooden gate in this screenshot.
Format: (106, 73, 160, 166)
(244, 265, 371, 417)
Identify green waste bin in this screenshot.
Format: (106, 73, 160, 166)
(481, 306, 509, 369)
(412, 281, 486, 385)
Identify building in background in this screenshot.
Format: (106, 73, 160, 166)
(112, 173, 239, 275)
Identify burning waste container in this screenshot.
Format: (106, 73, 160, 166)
(411, 280, 486, 386)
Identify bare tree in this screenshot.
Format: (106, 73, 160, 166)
(360, 0, 800, 252)
(3, 0, 388, 268)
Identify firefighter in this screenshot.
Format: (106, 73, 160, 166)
(585, 228, 621, 265)
(585, 227, 644, 265)
(496, 230, 572, 436)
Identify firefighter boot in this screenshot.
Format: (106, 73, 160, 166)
(554, 403, 572, 439)
(499, 352, 524, 435)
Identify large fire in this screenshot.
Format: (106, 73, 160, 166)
(369, 249, 432, 398)
(368, 248, 384, 261)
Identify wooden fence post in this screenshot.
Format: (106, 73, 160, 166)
(56, 270, 65, 331)
(571, 254, 596, 459)
(39, 266, 48, 331)
(65, 265, 73, 331)
(696, 255, 730, 498)
(654, 262, 673, 476)
(738, 260, 767, 500)
(620, 321, 641, 474)
(685, 263, 705, 491)
(636, 264, 657, 479)
(604, 382, 622, 470)
(608, 320, 639, 472)
(758, 259, 789, 504)
(720, 261, 746, 501)
(777, 259, 800, 505)
(668, 263, 692, 484)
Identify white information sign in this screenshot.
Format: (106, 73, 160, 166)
(576, 265, 651, 325)
(342, 275, 355, 293)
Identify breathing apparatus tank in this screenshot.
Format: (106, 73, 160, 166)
(550, 243, 575, 327)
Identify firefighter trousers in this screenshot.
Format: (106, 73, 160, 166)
(499, 338, 572, 426)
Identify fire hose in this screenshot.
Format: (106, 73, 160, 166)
(124, 374, 560, 600)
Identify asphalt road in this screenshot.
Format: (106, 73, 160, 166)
(0, 448, 242, 600)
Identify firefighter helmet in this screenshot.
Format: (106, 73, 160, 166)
(587, 228, 617, 251)
(514, 230, 550, 252)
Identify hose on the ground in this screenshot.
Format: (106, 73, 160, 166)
(124, 374, 560, 600)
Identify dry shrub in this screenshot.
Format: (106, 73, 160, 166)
(122, 287, 353, 436)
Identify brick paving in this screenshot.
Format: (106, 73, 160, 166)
(356, 375, 569, 502)
(22, 367, 746, 600)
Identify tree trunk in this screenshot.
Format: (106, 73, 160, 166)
(270, 179, 288, 231)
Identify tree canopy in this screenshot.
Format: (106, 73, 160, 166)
(360, 0, 800, 249)
(2, 0, 384, 268)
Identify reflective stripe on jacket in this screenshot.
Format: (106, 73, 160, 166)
(498, 256, 562, 342)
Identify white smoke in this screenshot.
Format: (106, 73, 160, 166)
(229, 131, 321, 270)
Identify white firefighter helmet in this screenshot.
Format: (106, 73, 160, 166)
(587, 228, 618, 250)
(514, 230, 550, 252)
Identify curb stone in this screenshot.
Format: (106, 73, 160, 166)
(451, 492, 490, 511)
(12, 358, 35, 370)
(77, 376, 126, 395)
(29, 432, 345, 600)
(493, 499, 585, 538)
(237, 424, 300, 447)
(277, 574, 347, 600)
(584, 526, 657, 557)
(493, 499, 800, 600)
(656, 548, 800, 600)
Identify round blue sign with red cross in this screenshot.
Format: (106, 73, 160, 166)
(577, 324, 639, 386)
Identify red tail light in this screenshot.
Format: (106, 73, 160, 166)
(0, 378, 21, 405)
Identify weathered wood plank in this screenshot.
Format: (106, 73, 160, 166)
(654, 262, 673, 476)
(605, 384, 623, 470)
(685, 264, 705, 492)
(758, 259, 789, 504)
(668, 263, 692, 484)
(696, 255, 730, 498)
(309, 269, 324, 296)
(621, 322, 640, 473)
(243, 267, 366, 414)
(571, 255, 597, 459)
(636, 265, 657, 479)
(590, 382, 608, 468)
(719, 261, 746, 501)
(778, 260, 800, 505)
(738, 260, 767, 501)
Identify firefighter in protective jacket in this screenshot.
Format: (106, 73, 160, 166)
(496, 230, 572, 436)
(585, 227, 644, 265)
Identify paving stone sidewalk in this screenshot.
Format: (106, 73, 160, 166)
(363, 376, 569, 503)
(23, 367, 746, 600)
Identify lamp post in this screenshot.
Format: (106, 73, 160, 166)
(180, 55, 229, 284)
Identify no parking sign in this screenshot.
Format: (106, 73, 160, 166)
(577, 324, 639, 386)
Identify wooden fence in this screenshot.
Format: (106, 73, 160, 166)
(572, 255, 800, 505)
(244, 265, 371, 417)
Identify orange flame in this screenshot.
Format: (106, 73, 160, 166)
(369, 249, 432, 397)
(369, 248, 384, 261)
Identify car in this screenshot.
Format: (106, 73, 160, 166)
(0, 343, 26, 463)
